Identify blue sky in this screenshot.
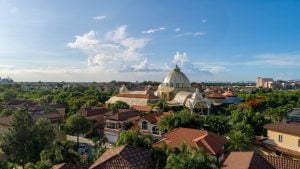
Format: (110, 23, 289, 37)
(0, 0, 300, 82)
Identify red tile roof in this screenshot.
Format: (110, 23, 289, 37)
(106, 109, 140, 121)
(264, 121, 300, 136)
(141, 112, 164, 124)
(222, 152, 300, 169)
(222, 152, 274, 169)
(89, 145, 152, 169)
(132, 105, 152, 112)
(207, 92, 226, 99)
(117, 93, 159, 99)
(153, 127, 227, 156)
(222, 90, 236, 97)
(79, 107, 110, 117)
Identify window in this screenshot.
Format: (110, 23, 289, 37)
(142, 121, 148, 130)
(152, 126, 159, 135)
(278, 135, 283, 142)
(176, 83, 179, 88)
(298, 139, 300, 147)
(170, 83, 173, 87)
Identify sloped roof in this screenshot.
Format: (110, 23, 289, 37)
(152, 127, 227, 156)
(141, 112, 164, 124)
(131, 105, 152, 112)
(78, 107, 110, 117)
(106, 109, 140, 121)
(221, 152, 274, 169)
(0, 115, 13, 126)
(264, 121, 300, 136)
(222, 152, 300, 169)
(89, 145, 152, 169)
(207, 91, 226, 99)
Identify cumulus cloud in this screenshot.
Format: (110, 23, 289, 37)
(68, 25, 151, 71)
(141, 27, 166, 34)
(93, 15, 106, 20)
(175, 32, 207, 38)
(172, 52, 188, 67)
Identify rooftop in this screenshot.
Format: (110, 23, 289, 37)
(222, 151, 300, 169)
(89, 144, 152, 169)
(264, 121, 300, 136)
(152, 127, 227, 156)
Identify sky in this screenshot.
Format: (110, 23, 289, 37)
(0, 0, 300, 82)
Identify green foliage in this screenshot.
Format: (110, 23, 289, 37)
(64, 114, 91, 146)
(0, 108, 55, 167)
(226, 121, 255, 152)
(165, 147, 218, 169)
(25, 160, 52, 169)
(0, 108, 14, 117)
(107, 101, 130, 110)
(40, 140, 80, 165)
(116, 130, 153, 149)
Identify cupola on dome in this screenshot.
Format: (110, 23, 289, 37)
(162, 65, 191, 88)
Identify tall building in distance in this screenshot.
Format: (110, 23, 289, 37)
(256, 77, 274, 88)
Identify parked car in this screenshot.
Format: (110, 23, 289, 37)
(78, 143, 89, 154)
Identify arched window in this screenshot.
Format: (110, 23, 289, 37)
(152, 126, 159, 135)
(142, 121, 148, 130)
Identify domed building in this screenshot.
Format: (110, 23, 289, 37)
(156, 65, 193, 101)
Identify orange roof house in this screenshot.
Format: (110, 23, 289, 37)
(153, 127, 227, 161)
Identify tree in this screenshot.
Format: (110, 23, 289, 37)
(165, 147, 218, 169)
(0, 108, 55, 168)
(40, 140, 80, 165)
(107, 101, 129, 110)
(64, 114, 91, 147)
(226, 121, 255, 152)
(0, 108, 35, 168)
(116, 130, 153, 149)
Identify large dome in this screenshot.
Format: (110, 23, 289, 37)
(162, 65, 191, 88)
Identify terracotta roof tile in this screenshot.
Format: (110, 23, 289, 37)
(117, 93, 159, 99)
(141, 112, 164, 124)
(153, 127, 227, 156)
(207, 92, 226, 99)
(89, 145, 152, 169)
(264, 122, 300, 136)
(106, 109, 140, 121)
(222, 152, 300, 169)
(79, 107, 110, 117)
(131, 105, 152, 112)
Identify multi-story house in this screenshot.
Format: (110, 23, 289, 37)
(104, 109, 140, 143)
(263, 121, 300, 158)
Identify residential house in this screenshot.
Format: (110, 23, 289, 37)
(89, 144, 152, 169)
(104, 109, 140, 143)
(78, 106, 110, 135)
(152, 127, 228, 162)
(138, 112, 165, 140)
(263, 121, 300, 158)
(222, 151, 300, 169)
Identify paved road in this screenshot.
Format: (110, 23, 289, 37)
(66, 135, 95, 146)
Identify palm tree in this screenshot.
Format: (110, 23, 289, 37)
(227, 130, 252, 151)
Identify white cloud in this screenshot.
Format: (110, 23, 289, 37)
(106, 25, 127, 41)
(93, 15, 106, 20)
(68, 25, 150, 71)
(172, 52, 188, 67)
(174, 28, 181, 32)
(10, 7, 18, 15)
(141, 27, 166, 34)
(245, 53, 300, 66)
(175, 32, 207, 38)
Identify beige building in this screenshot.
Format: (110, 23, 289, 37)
(256, 77, 274, 88)
(263, 121, 300, 158)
